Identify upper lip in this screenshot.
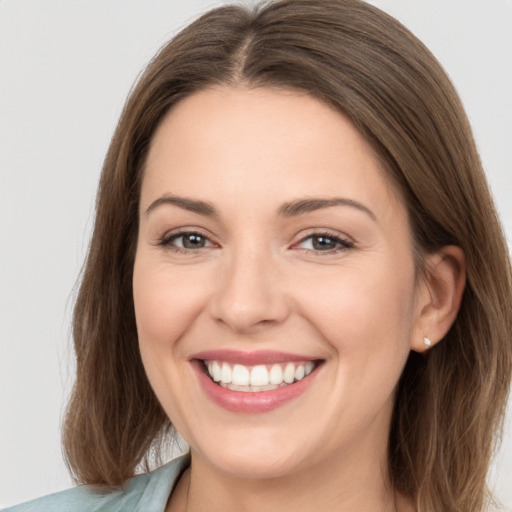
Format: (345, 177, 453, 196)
(191, 350, 320, 365)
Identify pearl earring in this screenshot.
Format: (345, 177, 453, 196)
(423, 337, 432, 348)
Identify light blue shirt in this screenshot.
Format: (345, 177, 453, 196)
(2, 454, 190, 512)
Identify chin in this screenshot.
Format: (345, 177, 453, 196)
(190, 430, 311, 479)
(209, 451, 304, 480)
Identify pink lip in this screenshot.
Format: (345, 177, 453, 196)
(191, 349, 318, 365)
(190, 355, 322, 414)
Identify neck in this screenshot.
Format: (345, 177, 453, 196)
(168, 445, 408, 512)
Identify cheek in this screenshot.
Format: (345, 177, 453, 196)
(292, 258, 417, 405)
(298, 266, 416, 348)
(132, 254, 209, 355)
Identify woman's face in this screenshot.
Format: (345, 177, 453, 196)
(133, 86, 425, 479)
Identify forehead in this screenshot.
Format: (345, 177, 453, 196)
(142, 86, 405, 222)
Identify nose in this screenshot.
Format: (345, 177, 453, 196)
(208, 246, 290, 334)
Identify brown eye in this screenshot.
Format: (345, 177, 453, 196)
(296, 233, 353, 253)
(163, 232, 214, 250)
(311, 236, 338, 251)
(181, 233, 207, 249)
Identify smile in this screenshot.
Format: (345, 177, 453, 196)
(204, 360, 316, 391)
(191, 350, 323, 413)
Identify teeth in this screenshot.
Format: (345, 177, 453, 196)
(205, 360, 317, 391)
(209, 361, 221, 382)
(220, 382, 279, 392)
(221, 363, 232, 384)
(283, 363, 295, 384)
(250, 365, 269, 386)
(232, 364, 250, 386)
(269, 364, 283, 385)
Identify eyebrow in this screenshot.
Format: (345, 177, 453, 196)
(279, 197, 376, 221)
(145, 194, 376, 221)
(145, 195, 218, 216)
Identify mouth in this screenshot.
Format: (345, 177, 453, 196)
(190, 350, 323, 413)
(202, 359, 318, 392)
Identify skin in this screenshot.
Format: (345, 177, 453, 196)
(133, 86, 465, 512)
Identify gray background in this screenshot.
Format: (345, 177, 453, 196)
(1, 0, 511, 508)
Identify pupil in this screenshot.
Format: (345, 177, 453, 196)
(313, 236, 336, 250)
(183, 234, 205, 248)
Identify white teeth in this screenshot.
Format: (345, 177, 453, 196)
(295, 365, 305, 381)
(257, 383, 279, 391)
(205, 360, 318, 391)
(250, 365, 270, 386)
(220, 382, 279, 392)
(211, 361, 221, 382)
(283, 363, 295, 384)
(231, 364, 250, 386)
(221, 363, 232, 384)
(269, 364, 283, 385)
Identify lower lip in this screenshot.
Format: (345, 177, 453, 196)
(191, 360, 320, 413)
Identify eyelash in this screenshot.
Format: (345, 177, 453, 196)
(157, 230, 354, 255)
(294, 231, 354, 254)
(158, 230, 214, 254)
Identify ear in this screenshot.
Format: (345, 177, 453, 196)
(410, 246, 466, 353)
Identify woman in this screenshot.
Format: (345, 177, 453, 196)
(4, 0, 511, 511)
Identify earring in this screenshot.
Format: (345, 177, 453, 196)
(423, 337, 432, 349)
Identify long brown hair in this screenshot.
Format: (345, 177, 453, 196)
(63, 1, 512, 510)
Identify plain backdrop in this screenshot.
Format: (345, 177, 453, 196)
(1, 0, 511, 508)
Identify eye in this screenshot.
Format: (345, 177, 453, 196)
(295, 232, 353, 253)
(160, 231, 214, 251)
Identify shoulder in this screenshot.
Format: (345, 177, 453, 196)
(2, 454, 190, 512)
